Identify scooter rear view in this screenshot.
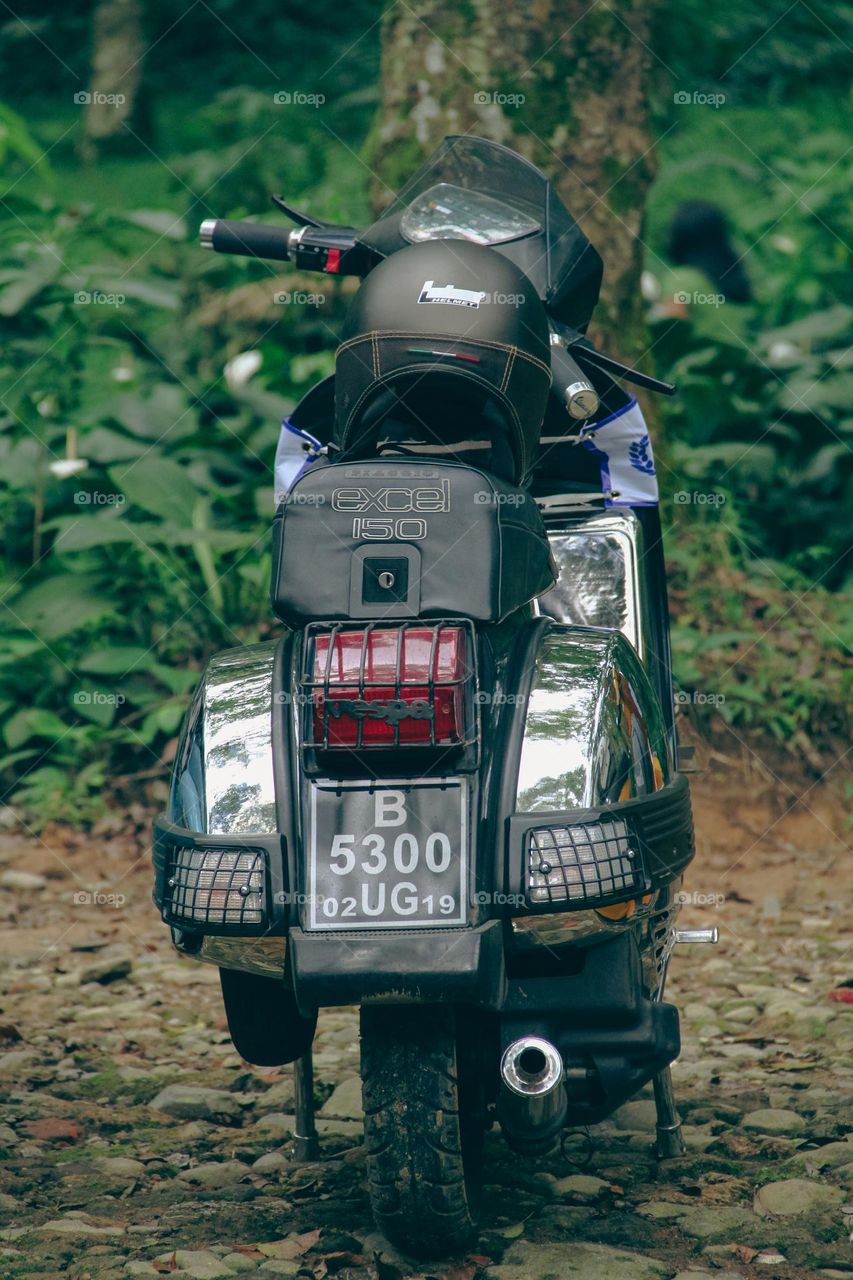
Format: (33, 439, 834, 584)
(153, 134, 710, 1257)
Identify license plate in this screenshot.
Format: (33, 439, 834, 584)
(306, 778, 468, 930)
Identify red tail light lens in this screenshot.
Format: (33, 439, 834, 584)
(305, 624, 473, 749)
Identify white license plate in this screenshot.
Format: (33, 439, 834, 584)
(306, 778, 468, 930)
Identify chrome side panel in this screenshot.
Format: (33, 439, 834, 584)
(539, 509, 650, 662)
(169, 641, 278, 835)
(514, 627, 670, 813)
(167, 641, 285, 978)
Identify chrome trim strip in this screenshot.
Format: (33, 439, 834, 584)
(197, 935, 286, 977)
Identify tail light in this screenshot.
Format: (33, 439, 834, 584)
(302, 621, 475, 750)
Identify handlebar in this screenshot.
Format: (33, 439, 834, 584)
(200, 218, 291, 261)
(199, 218, 367, 275)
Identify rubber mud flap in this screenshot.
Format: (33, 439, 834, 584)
(288, 919, 507, 1015)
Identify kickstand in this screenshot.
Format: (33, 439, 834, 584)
(292, 1050, 320, 1161)
(652, 1065, 685, 1159)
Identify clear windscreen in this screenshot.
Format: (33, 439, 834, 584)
(400, 182, 541, 246)
(358, 135, 603, 331)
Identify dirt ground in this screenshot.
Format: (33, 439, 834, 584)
(0, 764, 850, 1280)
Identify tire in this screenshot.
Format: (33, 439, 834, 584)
(219, 967, 317, 1066)
(360, 1004, 488, 1257)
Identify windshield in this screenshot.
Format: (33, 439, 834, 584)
(358, 136, 603, 332)
(400, 183, 541, 246)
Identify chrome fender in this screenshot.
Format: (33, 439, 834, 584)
(514, 624, 671, 813)
(166, 640, 284, 977)
(169, 641, 279, 836)
(509, 623, 683, 954)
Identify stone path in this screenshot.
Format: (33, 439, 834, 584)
(0, 773, 850, 1280)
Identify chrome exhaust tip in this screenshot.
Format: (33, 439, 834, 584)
(498, 1036, 567, 1153)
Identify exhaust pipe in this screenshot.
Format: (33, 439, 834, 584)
(498, 1036, 567, 1154)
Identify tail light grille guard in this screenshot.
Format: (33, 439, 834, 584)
(300, 619, 477, 752)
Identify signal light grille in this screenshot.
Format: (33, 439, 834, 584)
(526, 819, 644, 908)
(164, 847, 266, 931)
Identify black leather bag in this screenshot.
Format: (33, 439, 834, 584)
(271, 460, 555, 625)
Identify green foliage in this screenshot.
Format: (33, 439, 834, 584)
(645, 87, 851, 759)
(0, 28, 368, 823)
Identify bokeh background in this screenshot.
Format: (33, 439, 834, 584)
(0, 0, 850, 829)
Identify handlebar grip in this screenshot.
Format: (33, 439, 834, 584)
(199, 219, 290, 261)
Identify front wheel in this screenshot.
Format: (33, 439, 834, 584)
(360, 1004, 488, 1257)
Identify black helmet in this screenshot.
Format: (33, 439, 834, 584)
(334, 241, 551, 485)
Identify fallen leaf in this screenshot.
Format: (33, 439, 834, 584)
(0, 1022, 22, 1045)
(258, 1228, 321, 1260)
(153, 1254, 178, 1274)
(497, 1223, 524, 1239)
(829, 987, 853, 1004)
(373, 1256, 405, 1280)
(21, 1118, 81, 1142)
(316, 1253, 369, 1276)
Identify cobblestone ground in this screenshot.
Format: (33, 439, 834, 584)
(0, 773, 850, 1280)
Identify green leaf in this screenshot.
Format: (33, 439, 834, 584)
(109, 456, 200, 525)
(5, 707, 70, 749)
(78, 646, 156, 675)
(121, 209, 189, 239)
(80, 427, 145, 463)
(113, 384, 194, 440)
(72, 686, 117, 727)
(9, 574, 114, 640)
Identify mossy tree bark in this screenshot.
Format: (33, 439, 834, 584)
(370, 0, 659, 359)
(80, 0, 146, 160)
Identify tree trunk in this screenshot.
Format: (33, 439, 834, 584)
(81, 0, 145, 160)
(370, 0, 658, 359)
